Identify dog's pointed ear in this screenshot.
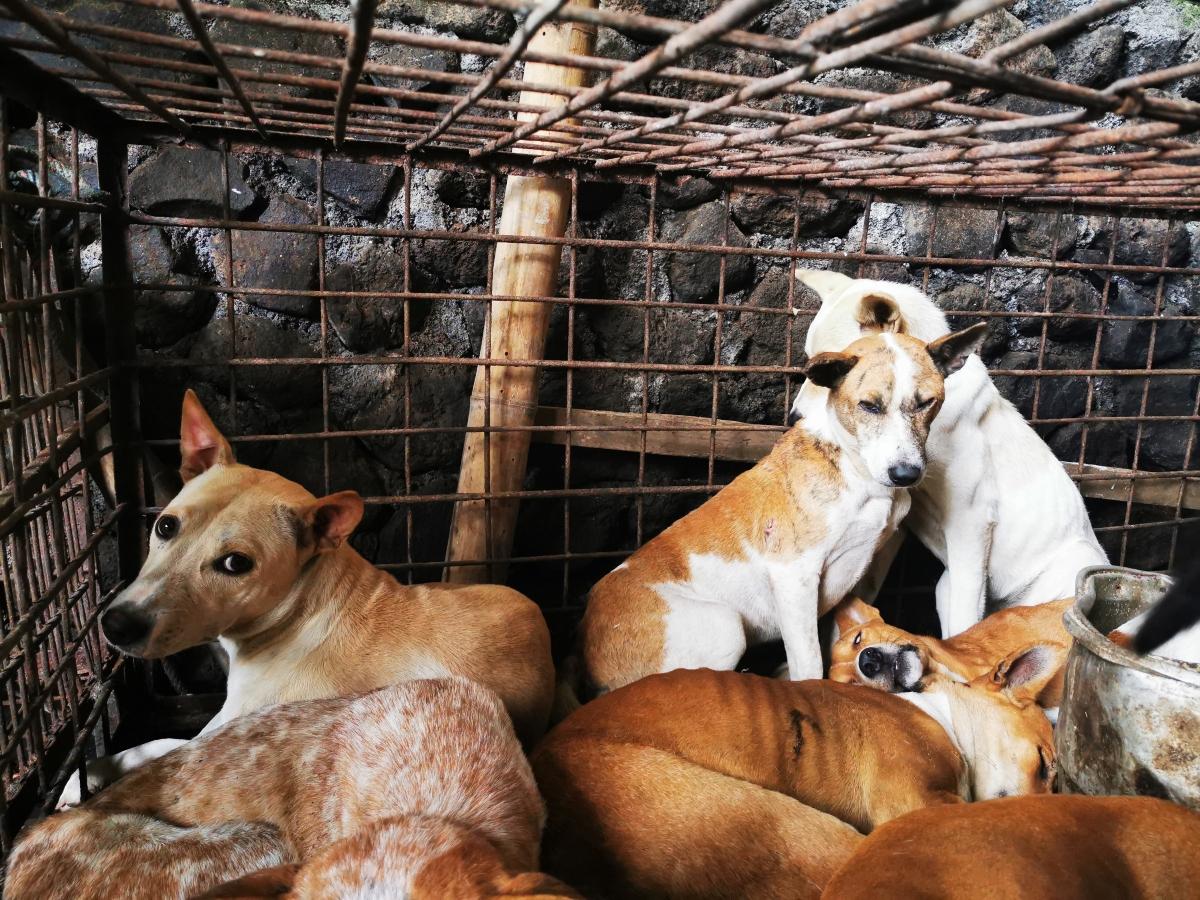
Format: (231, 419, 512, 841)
(856, 293, 904, 335)
(926, 322, 987, 378)
(795, 268, 853, 303)
(180, 389, 235, 482)
(194, 863, 299, 897)
(988, 642, 1068, 705)
(303, 491, 364, 553)
(833, 597, 881, 632)
(804, 351, 858, 390)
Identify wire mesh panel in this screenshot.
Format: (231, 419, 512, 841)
(0, 104, 127, 851)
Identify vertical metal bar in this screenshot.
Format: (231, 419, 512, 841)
(782, 197, 800, 425)
(1119, 217, 1175, 564)
(707, 188, 730, 490)
(636, 176, 657, 550)
(562, 170, 578, 604)
(317, 149, 331, 497)
(333, 0, 380, 147)
(96, 137, 143, 795)
(214, 143, 236, 436)
(402, 158, 414, 582)
(1029, 210, 1064, 423)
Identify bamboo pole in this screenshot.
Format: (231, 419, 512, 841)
(445, 0, 597, 583)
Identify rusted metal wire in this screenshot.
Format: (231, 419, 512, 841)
(173, 0, 268, 140)
(333, 0, 380, 146)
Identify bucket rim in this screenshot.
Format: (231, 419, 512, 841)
(1067, 565, 1200, 689)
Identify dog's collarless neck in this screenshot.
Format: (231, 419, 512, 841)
(894, 689, 971, 797)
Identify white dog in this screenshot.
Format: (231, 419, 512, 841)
(790, 270, 1107, 637)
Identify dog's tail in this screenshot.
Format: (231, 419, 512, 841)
(1133, 528, 1200, 655)
(550, 654, 585, 724)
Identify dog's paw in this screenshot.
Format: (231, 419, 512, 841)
(55, 760, 117, 809)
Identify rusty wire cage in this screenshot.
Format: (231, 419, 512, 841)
(0, 0, 1199, 855)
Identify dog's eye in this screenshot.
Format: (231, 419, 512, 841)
(853, 631, 863, 646)
(1038, 748, 1053, 782)
(214, 553, 254, 576)
(915, 396, 935, 410)
(154, 515, 179, 541)
(858, 400, 882, 415)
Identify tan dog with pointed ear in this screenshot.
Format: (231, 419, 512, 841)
(829, 597, 1071, 711)
(59, 391, 554, 806)
(534, 658, 1059, 899)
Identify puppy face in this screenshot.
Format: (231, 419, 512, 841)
(803, 325, 985, 488)
(100, 392, 363, 658)
(829, 598, 929, 691)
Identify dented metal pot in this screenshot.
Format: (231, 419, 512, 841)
(1057, 566, 1200, 809)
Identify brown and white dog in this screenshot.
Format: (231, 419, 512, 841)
(791, 270, 1107, 637)
(829, 596, 1072, 711)
(9, 678, 559, 900)
(60, 391, 554, 805)
(534, 663, 1058, 899)
(580, 324, 987, 694)
(822, 795, 1200, 899)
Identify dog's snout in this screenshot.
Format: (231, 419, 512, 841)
(887, 463, 923, 487)
(787, 407, 801, 427)
(101, 606, 152, 649)
(858, 646, 884, 678)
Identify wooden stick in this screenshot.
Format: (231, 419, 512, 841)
(527, 405, 1200, 511)
(444, 0, 597, 583)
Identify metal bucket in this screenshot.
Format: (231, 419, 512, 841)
(1057, 566, 1200, 809)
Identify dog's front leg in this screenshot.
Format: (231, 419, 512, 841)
(56, 699, 231, 809)
(936, 518, 996, 639)
(56, 738, 189, 809)
(771, 568, 822, 681)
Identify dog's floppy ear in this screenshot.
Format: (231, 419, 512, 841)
(303, 490, 365, 553)
(833, 596, 881, 632)
(988, 642, 1068, 705)
(926, 322, 987, 378)
(194, 863, 299, 897)
(795, 268, 853, 302)
(856, 293, 904, 335)
(804, 351, 858, 389)
(180, 389, 235, 482)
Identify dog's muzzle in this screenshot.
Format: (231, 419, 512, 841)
(101, 604, 154, 652)
(856, 643, 924, 692)
(887, 463, 924, 487)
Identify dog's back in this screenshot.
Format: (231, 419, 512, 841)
(822, 795, 1200, 899)
(7, 679, 544, 900)
(202, 817, 581, 899)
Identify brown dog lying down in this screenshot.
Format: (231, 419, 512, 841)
(533, 664, 1059, 899)
(7, 679, 562, 900)
(822, 794, 1200, 899)
(828, 596, 1072, 710)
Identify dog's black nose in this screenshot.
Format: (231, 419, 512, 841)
(101, 606, 152, 648)
(859, 646, 884, 679)
(786, 407, 801, 427)
(887, 463, 923, 487)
